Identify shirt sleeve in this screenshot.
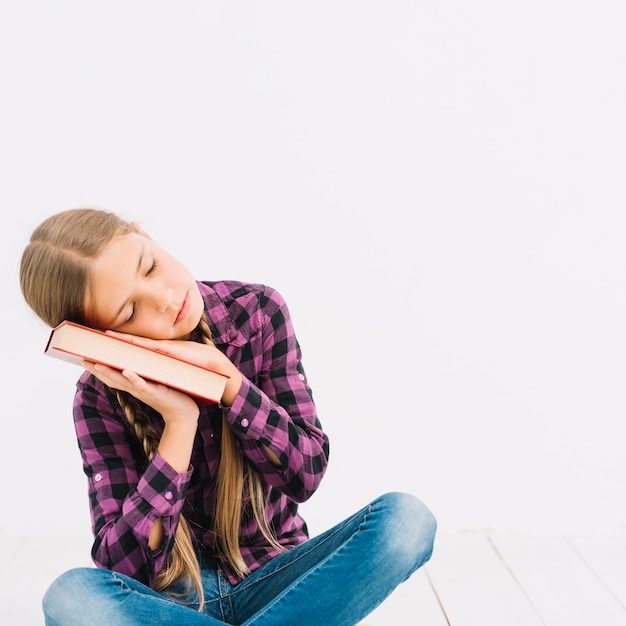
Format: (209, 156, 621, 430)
(73, 376, 192, 587)
(222, 285, 330, 502)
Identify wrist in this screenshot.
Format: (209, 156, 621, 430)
(220, 371, 243, 407)
(158, 419, 198, 473)
(162, 412, 199, 433)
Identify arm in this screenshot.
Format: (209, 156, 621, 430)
(220, 285, 330, 502)
(85, 362, 201, 552)
(146, 418, 197, 549)
(74, 371, 197, 586)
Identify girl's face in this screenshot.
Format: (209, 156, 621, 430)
(84, 229, 205, 340)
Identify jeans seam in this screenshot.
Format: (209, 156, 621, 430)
(232, 508, 364, 599)
(217, 569, 236, 624)
(111, 572, 134, 594)
(245, 503, 373, 624)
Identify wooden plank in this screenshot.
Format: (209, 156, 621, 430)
(567, 532, 626, 609)
(490, 533, 626, 626)
(426, 533, 544, 625)
(365, 567, 449, 626)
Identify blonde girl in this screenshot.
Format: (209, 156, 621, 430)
(20, 208, 436, 626)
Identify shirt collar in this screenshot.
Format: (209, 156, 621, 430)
(195, 281, 241, 346)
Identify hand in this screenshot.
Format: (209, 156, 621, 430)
(99, 331, 243, 406)
(83, 361, 200, 425)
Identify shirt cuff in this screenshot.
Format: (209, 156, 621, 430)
(135, 451, 193, 517)
(223, 377, 270, 437)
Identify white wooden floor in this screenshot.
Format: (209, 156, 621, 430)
(2, 528, 625, 625)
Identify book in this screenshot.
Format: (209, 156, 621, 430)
(44, 320, 229, 405)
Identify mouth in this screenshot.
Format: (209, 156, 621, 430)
(175, 291, 191, 324)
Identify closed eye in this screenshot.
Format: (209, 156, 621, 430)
(122, 259, 158, 325)
(126, 303, 137, 325)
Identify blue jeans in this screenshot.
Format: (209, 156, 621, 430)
(43, 492, 436, 625)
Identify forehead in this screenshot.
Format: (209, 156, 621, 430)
(84, 233, 148, 324)
(91, 232, 146, 278)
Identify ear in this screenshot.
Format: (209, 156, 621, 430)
(130, 222, 152, 240)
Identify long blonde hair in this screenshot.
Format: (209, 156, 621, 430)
(20, 208, 281, 608)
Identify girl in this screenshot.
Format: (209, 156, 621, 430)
(20, 208, 436, 626)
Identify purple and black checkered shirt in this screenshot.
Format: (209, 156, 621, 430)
(72, 281, 330, 586)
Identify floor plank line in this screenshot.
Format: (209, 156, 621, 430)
(566, 537, 626, 612)
(566, 532, 626, 610)
(486, 536, 548, 626)
(490, 533, 626, 626)
(365, 567, 450, 625)
(423, 566, 452, 626)
(425, 533, 545, 626)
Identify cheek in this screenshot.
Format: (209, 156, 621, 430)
(192, 288, 205, 317)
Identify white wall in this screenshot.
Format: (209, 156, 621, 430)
(2, 1, 625, 539)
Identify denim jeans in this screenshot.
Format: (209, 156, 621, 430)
(43, 492, 436, 625)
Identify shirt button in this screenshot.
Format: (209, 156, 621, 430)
(298, 373, 305, 381)
(164, 491, 173, 500)
(241, 419, 249, 428)
(94, 473, 102, 482)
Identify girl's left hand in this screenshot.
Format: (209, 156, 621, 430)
(103, 331, 243, 406)
(84, 360, 201, 424)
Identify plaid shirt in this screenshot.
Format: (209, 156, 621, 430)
(73, 281, 330, 586)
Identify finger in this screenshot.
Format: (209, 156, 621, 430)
(84, 362, 133, 390)
(104, 330, 175, 355)
(119, 369, 153, 392)
(104, 330, 154, 347)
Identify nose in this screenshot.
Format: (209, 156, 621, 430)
(149, 286, 174, 312)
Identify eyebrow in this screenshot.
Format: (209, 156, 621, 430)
(106, 242, 146, 328)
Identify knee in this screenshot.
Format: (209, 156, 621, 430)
(42, 568, 99, 625)
(374, 492, 437, 570)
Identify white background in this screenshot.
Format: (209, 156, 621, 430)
(2, 1, 625, 547)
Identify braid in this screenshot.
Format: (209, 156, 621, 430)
(115, 390, 204, 609)
(116, 390, 160, 460)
